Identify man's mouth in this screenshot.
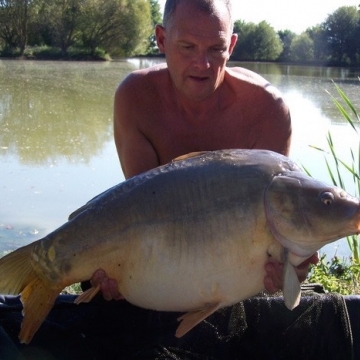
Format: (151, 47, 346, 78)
(189, 75, 209, 82)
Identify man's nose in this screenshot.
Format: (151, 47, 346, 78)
(193, 51, 211, 70)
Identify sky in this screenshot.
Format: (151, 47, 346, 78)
(157, 0, 359, 34)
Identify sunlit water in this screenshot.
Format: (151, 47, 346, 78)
(0, 59, 359, 258)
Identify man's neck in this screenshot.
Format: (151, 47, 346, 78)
(174, 84, 228, 121)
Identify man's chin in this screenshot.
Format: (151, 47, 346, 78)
(183, 86, 217, 102)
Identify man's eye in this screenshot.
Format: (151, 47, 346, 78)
(181, 44, 193, 50)
(212, 47, 225, 53)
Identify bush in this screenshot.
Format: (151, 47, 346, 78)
(308, 254, 360, 294)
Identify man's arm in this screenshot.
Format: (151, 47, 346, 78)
(250, 85, 292, 156)
(113, 75, 160, 179)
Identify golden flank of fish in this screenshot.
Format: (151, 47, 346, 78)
(1, 149, 360, 344)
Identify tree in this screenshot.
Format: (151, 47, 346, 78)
(322, 6, 360, 64)
(117, 0, 153, 56)
(306, 25, 329, 63)
(253, 21, 283, 61)
(147, 0, 162, 54)
(78, 0, 152, 57)
(0, 0, 32, 54)
(289, 33, 314, 61)
(278, 30, 296, 62)
(36, 0, 82, 56)
(232, 20, 256, 60)
(232, 20, 282, 61)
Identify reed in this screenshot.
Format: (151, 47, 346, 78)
(321, 81, 359, 262)
(307, 80, 360, 294)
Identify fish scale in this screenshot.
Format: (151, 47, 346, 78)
(0, 149, 360, 343)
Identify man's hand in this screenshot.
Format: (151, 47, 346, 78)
(264, 253, 320, 294)
(91, 269, 124, 301)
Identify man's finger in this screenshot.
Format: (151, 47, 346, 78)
(108, 279, 125, 300)
(90, 269, 106, 287)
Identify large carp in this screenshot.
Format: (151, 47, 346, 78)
(0, 149, 360, 344)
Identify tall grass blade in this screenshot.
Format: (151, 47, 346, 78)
(317, 82, 360, 262)
(333, 81, 360, 122)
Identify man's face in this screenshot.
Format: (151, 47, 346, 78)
(157, 1, 237, 102)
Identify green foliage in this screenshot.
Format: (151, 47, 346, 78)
(23, 45, 62, 58)
(278, 30, 296, 61)
(35, 0, 82, 56)
(305, 25, 329, 62)
(323, 82, 360, 262)
(232, 20, 283, 61)
(147, 0, 162, 54)
(0, 2, 359, 61)
(311, 84, 360, 257)
(0, 0, 155, 58)
(62, 282, 82, 295)
(322, 6, 360, 65)
(289, 33, 314, 62)
(232, 5, 360, 64)
(78, 0, 152, 57)
(308, 254, 360, 294)
(308, 81, 360, 294)
(0, 0, 32, 54)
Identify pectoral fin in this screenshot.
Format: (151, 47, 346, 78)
(176, 302, 221, 337)
(172, 151, 208, 162)
(283, 249, 301, 310)
(74, 285, 101, 304)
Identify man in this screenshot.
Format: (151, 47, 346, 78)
(116, 0, 290, 179)
(93, 0, 317, 301)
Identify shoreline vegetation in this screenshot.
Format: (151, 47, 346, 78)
(0, 2, 359, 66)
(1, 48, 358, 69)
(307, 81, 360, 295)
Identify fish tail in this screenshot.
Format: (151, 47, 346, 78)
(0, 244, 35, 295)
(0, 244, 61, 344)
(19, 276, 60, 344)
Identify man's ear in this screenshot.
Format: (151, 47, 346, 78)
(155, 25, 166, 53)
(228, 33, 238, 58)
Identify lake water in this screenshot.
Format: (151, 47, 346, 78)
(0, 59, 359, 258)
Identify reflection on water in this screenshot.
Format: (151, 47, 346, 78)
(0, 223, 44, 255)
(1, 61, 127, 164)
(0, 59, 359, 256)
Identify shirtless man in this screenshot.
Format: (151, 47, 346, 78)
(93, 0, 318, 300)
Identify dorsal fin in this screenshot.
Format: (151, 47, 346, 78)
(172, 151, 209, 162)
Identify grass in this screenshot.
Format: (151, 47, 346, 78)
(306, 79, 360, 294)
(0, 45, 111, 61)
(62, 283, 82, 295)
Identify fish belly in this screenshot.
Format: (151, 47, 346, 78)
(86, 212, 274, 313)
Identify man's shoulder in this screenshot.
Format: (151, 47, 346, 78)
(225, 66, 284, 100)
(114, 63, 171, 120)
(116, 63, 168, 98)
(226, 66, 267, 83)
(125, 63, 168, 84)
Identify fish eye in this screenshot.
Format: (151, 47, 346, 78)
(320, 191, 334, 206)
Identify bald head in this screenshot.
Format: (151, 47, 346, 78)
(163, 0, 234, 32)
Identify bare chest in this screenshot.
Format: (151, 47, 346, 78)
(142, 110, 255, 164)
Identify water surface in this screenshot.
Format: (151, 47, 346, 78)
(1, 59, 359, 257)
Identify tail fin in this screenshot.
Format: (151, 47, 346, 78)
(0, 244, 35, 295)
(0, 244, 62, 344)
(19, 277, 60, 344)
